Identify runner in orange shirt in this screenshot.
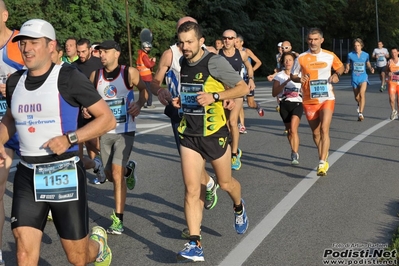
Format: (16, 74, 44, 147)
(290, 28, 344, 176)
(386, 47, 399, 120)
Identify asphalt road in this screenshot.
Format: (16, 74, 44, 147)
(3, 74, 399, 266)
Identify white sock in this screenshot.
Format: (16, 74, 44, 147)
(0, 249, 3, 261)
(319, 160, 325, 165)
(206, 176, 214, 189)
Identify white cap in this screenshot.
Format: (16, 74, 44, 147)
(12, 19, 56, 42)
(277, 42, 283, 47)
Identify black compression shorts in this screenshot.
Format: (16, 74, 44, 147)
(11, 160, 89, 240)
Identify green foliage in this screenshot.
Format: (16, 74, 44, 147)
(4, 0, 399, 75)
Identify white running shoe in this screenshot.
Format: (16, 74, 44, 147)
(390, 110, 397, 120)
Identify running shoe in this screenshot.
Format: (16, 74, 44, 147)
(93, 157, 106, 184)
(358, 113, 364, 121)
(239, 124, 247, 134)
(90, 226, 112, 266)
(256, 104, 264, 117)
(232, 155, 241, 170)
(177, 240, 204, 262)
(125, 160, 137, 190)
(181, 228, 202, 239)
(204, 177, 219, 210)
(390, 110, 398, 120)
(283, 130, 288, 135)
(0, 258, 4, 265)
(291, 152, 299, 165)
(107, 211, 124, 235)
(317, 161, 329, 176)
(234, 199, 248, 234)
(276, 105, 280, 112)
(237, 148, 242, 159)
(380, 84, 386, 92)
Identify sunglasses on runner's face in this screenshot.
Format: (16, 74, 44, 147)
(222, 36, 235, 40)
(282, 46, 290, 50)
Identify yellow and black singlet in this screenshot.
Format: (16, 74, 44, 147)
(178, 53, 227, 137)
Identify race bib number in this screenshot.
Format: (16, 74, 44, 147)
(0, 99, 7, 118)
(378, 55, 385, 62)
(33, 157, 79, 202)
(392, 73, 399, 82)
(106, 98, 127, 123)
(310, 79, 329, 98)
(353, 62, 365, 74)
(283, 87, 300, 98)
(180, 83, 204, 115)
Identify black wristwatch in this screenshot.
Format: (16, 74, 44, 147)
(212, 93, 220, 102)
(66, 131, 79, 145)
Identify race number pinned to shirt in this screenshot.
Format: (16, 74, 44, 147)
(392, 72, 399, 83)
(0, 99, 6, 118)
(106, 98, 127, 123)
(33, 157, 79, 202)
(310, 79, 329, 98)
(378, 55, 385, 62)
(283, 87, 300, 98)
(180, 83, 205, 115)
(353, 62, 365, 74)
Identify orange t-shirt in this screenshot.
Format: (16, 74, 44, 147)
(291, 49, 343, 105)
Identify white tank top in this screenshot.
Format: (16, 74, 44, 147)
(165, 44, 182, 98)
(96, 65, 136, 134)
(12, 65, 79, 156)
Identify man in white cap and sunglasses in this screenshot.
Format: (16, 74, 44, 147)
(0, 18, 115, 266)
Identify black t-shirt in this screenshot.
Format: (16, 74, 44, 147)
(72, 56, 103, 78)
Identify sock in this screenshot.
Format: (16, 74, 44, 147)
(0, 249, 3, 261)
(206, 176, 215, 189)
(232, 152, 237, 158)
(256, 102, 260, 109)
(115, 213, 123, 222)
(189, 236, 201, 246)
(234, 202, 243, 214)
(125, 167, 132, 177)
(319, 160, 325, 165)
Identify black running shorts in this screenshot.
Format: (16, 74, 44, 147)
(179, 131, 229, 161)
(11, 160, 89, 240)
(279, 100, 303, 123)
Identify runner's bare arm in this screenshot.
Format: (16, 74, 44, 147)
(127, 67, 147, 116)
(43, 99, 116, 155)
(240, 50, 255, 90)
(150, 48, 173, 105)
(246, 48, 262, 72)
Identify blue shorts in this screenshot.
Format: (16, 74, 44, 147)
(351, 76, 369, 89)
(4, 133, 20, 156)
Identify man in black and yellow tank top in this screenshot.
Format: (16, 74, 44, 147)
(172, 21, 250, 263)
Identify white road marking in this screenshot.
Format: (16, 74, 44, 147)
(218, 119, 392, 266)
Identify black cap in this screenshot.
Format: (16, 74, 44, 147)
(95, 40, 121, 52)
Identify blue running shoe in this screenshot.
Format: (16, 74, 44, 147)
(231, 155, 241, 170)
(177, 241, 204, 262)
(237, 148, 242, 159)
(234, 199, 248, 234)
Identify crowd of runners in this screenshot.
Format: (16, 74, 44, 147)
(0, 0, 398, 263)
